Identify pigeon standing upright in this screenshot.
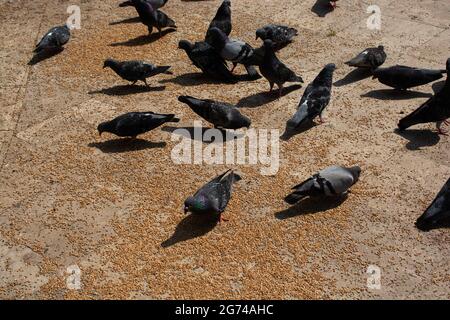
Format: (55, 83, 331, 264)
(178, 40, 236, 83)
(103, 58, 171, 86)
(345, 45, 386, 70)
(184, 169, 242, 223)
(256, 24, 298, 48)
(415, 178, 450, 231)
(205, 0, 232, 44)
(119, 0, 168, 10)
(373, 65, 446, 90)
(133, 0, 176, 35)
(34, 24, 71, 54)
(259, 39, 304, 96)
(285, 165, 361, 205)
(178, 95, 251, 129)
(398, 58, 450, 135)
(97, 112, 180, 138)
(286, 63, 336, 130)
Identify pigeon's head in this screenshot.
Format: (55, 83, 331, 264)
(97, 121, 111, 136)
(324, 63, 337, 72)
(348, 165, 362, 182)
(378, 45, 384, 51)
(184, 196, 195, 214)
(255, 28, 267, 41)
(103, 58, 115, 69)
(178, 40, 193, 52)
(231, 111, 251, 129)
(184, 196, 211, 214)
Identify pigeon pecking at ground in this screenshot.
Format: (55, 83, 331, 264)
(415, 178, 450, 231)
(178, 95, 251, 130)
(345, 45, 386, 70)
(256, 24, 298, 49)
(178, 40, 236, 83)
(97, 112, 180, 138)
(259, 39, 304, 97)
(207, 27, 261, 79)
(103, 58, 171, 86)
(205, 0, 232, 44)
(131, 0, 176, 36)
(398, 58, 450, 135)
(34, 24, 71, 54)
(285, 165, 361, 205)
(119, 0, 168, 10)
(184, 169, 242, 223)
(286, 63, 336, 130)
(372, 65, 446, 90)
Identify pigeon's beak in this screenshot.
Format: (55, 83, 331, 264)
(184, 206, 189, 214)
(255, 35, 259, 40)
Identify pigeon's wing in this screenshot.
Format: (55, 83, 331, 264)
(208, 102, 235, 127)
(155, 10, 176, 28)
(35, 26, 69, 51)
(191, 42, 234, 80)
(222, 40, 253, 62)
(318, 166, 356, 195)
(271, 25, 298, 44)
(416, 178, 450, 230)
(345, 49, 372, 68)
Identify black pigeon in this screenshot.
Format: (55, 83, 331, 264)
(132, 0, 176, 35)
(372, 65, 446, 90)
(178, 40, 236, 83)
(345, 45, 386, 70)
(205, 0, 232, 44)
(259, 39, 304, 96)
(256, 24, 298, 48)
(286, 63, 336, 129)
(34, 24, 71, 54)
(398, 58, 450, 135)
(103, 58, 171, 86)
(285, 165, 361, 205)
(98, 112, 180, 138)
(184, 169, 241, 223)
(416, 178, 450, 231)
(178, 95, 251, 130)
(119, 0, 168, 10)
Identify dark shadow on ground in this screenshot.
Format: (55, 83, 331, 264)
(275, 195, 348, 220)
(334, 68, 372, 87)
(88, 138, 166, 153)
(109, 17, 141, 26)
(162, 126, 244, 143)
(88, 84, 166, 96)
(236, 84, 302, 108)
(28, 48, 64, 66)
(361, 89, 432, 100)
(280, 121, 317, 141)
(109, 29, 176, 47)
(395, 128, 441, 150)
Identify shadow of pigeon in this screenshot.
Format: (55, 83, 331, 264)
(432, 80, 445, 93)
(236, 84, 302, 108)
(88, 138, 166, 153)
(275, 195, 348, 220)
(311, 0, 334, 17)
(162, 126, 244, 144)
(159, 72, 237, 86)
(109, 17, 141, 25)
(334, 68, 372, 87)
(161, 214, 218, 248)
(280, 122, 317, 141)
(394, 129, 441, 150)
(109, 29, 176, 47)
(28, 48, 64, 66)
(88, 84, 166, 96)
(361, 89, 432, 100)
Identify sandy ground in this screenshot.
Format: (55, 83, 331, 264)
(0, 0, 449, 299)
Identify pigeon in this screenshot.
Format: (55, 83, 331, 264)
(184, 169, 241, 223)
(329, 0, 339, 9)
(178, 95, 251, 130)
(97, 112, 180, 138)
(132, 0, 176, 35)
(416, 178, 450, 231)
(205, 0, 232, 44)
(119, 0, 168, 10)
(178, 40, 236, 83)
(398, 58, 450, 135)
(259, 39, 304, 96)
(345, 45, 386, 70)
(256, 24, 298, 48)
(34, 24, 71, 54)
(372, 65, 446, 90)
(103, 58, 171, 86)
(286, 63, 336, 129)
(206, 27, 261, 79)
(285, 165, 361, 205)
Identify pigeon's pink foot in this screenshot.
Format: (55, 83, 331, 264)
(218, 215, 229, 224)
(444, 119, 450, 126)
(318, 116, 327, 124)
(329, 1, 337, 9)
(438, 128, 448, 136)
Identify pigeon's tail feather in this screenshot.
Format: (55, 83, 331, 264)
(440, 69, 447, 74)
(232, 172, 242, 183)
(398, 109, 423, 131)
(118, 0, 133, 7)
(290, 74, 304, 83)
(164, 114, 180, 123)
(178, 95, 200, 106)
(155, 66, 172, 75)
(284, 192, 306, 205)
(287, 27, 298, 39)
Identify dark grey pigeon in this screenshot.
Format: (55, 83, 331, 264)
(286, 63, 336, 130)
(119, 0, 168, 10)
(98, 112, 180, 138)
(132, 0, 176, 35)
(207, 27, 261, 79)
(256, 24, 298, 48)
(285, 165, 361, 205)
(178, 95, 251, 130)
(416, 178, 450, 231)
(103, 58, 171, 86)
(178, 40, 236, 83)
(205, 0, 232, 44)
(34, 25, 70, 54)
(372, 65, 446, 90)
(345, 45, 386, 70)
(184, 169, 242, 223)
(398, 58, 450, 135)
(259, 39, 304, 96)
